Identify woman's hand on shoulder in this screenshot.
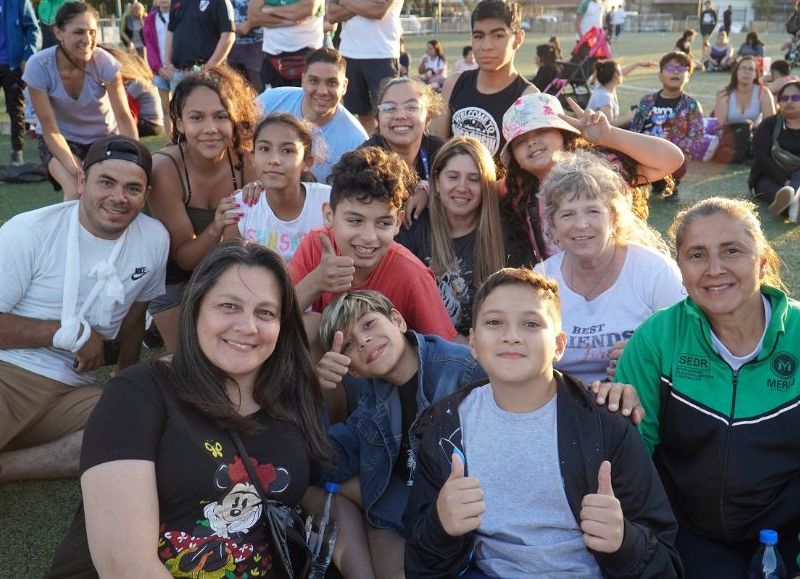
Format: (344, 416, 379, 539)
(210, 195, 243, 238)
(240, 181, 264, 207)
(403, 179, 430, 228)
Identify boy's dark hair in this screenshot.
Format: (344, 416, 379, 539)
(462, 45, 473, 58)
(659, 51, 694, 74)
(471, 268, 561, 327)
(594, 59, 618, 85)
(304, 47, 346, 73)
(471, 0, 521, 32)
(328, 146, 414, 211)
(771, 59, 791, 77)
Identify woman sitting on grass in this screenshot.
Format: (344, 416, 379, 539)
(46, 241, 330, 578)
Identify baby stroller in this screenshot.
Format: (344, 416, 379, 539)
(545, 27, 612, 108)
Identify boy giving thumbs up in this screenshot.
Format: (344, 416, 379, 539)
(404, 269, 682, 579)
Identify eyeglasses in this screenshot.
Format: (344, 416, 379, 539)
(663, 64, 688, 74)
(779, 94, 800, 102)
(376, 102, 423, 116)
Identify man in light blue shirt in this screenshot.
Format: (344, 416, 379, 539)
(257, 47, 367, 184)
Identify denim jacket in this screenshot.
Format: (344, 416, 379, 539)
(324, 332, 486, 534)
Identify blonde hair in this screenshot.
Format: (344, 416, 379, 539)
(669, 197, 786, 291)
(319, 290, 396, 353)
(429, 137, 506, 286)
(541, 149, 670, 255)
(102, 45, 153, 85)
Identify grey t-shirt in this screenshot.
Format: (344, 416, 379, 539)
(23, 45, 121, 144)
(459, 384, 603, 578)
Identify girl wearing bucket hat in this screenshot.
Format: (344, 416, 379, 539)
(500, 93, 684, 262)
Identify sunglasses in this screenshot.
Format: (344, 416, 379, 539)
(663, 64, 688, 74)
(779, 94, 800, 102)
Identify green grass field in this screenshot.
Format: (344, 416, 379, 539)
(0, 30, 798, 577)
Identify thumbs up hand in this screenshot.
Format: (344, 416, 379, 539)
(313, 233, 355, 294)
(580, 461, 624, 553)
(316, 330, 352, 389)
(436, 453, 486, 537)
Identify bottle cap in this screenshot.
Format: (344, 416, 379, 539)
(323, 481, 340, 493)
(759, 529, 779, 545)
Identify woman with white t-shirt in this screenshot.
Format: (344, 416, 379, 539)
(225, 113, 330, 262)
(417, 39, 447, 91)
(535, 149, 685, 384)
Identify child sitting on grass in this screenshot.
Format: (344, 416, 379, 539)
(404, 268, 681, 578)
(316, 290, 486, 578)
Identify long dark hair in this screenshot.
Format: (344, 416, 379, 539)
(721, 55, 763, 95)
(159, 241, 331, 462)
(170, 64, 258, 162)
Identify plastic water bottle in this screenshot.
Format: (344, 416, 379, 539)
(305, 481, 340, 579)
(747, 529, 786, 579)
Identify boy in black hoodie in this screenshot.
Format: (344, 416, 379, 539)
(404, 268, 682, 578)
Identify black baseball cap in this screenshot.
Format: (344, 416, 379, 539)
(82, 135, 153, 184)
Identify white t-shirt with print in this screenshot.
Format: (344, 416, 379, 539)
(0, 201, 169, 386)
(235, 182, 330, 262)
(536, 244, 685, 383)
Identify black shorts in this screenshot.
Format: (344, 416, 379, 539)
(342, 57, 398, 116)
(36, 135, 92, 167)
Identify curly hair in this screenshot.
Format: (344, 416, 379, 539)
(540, 149, 669, 255)
(502, 131, 653, 261)
(170, 64, 259, 161)
(328, 146, 415, 210)
(376, 76, 444, 121)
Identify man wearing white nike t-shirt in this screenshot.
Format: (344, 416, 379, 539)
(0, 136, 168, 483)
(327, 0, 402, 133)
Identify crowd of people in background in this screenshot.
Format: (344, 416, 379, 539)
(1, 0, 800, 577)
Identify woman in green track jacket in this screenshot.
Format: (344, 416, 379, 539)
(616, 197, 800, 579)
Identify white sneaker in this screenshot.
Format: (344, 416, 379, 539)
(788, 190, 800, 223)
(769, 186, 795, 215)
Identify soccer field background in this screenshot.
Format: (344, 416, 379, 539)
(0, 29, 798, 577)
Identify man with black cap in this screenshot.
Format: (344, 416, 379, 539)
(0, 135, 169, 483)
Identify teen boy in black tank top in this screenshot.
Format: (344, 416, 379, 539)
(430, 0, 537, 164)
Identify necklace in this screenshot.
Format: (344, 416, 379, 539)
(567, 244, 618, 300)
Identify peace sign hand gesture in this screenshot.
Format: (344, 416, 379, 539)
(558, 97, 612, 146)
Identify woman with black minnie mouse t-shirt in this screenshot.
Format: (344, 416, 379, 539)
(46, 242, 330, 578)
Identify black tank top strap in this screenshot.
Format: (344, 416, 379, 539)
(227, 149, 239, 190)
(154, 149, 190, 206)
